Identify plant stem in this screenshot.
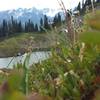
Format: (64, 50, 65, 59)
(26, 70, 28, 96)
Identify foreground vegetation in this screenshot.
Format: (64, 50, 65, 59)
(28, 10, 100, 99)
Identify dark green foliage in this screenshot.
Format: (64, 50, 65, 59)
(0, 12, 63, 37)
(53, 13, 62, 27)
(77, 2, 81, 12)
(17, 21, 23, 33)
(34, 24, 38, 32)
(40, 18, 44, 32)
(0, 16, 23, 37)
(0, 17, 38, 37)
(25, 19, 35, 32)
(44, 15, 50, 29)
(2, 19, 8, 37)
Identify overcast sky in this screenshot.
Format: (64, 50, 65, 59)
(0, 0, 82, 11)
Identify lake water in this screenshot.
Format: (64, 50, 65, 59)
(0, 51, 50, 68)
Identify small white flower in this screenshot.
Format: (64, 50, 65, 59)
(69, 70, 74, 75)
(64, 29, 68, 33)
(64, 72, 68, 76)
(69, 70, 79, 78)
(54, 77, 62, 85)
(67, 59, 71, 63)
(61, 28, 68, 33)
(42, 68, 44, 72)
(82, 42, 85, 49)
(57, 42, 60, 45)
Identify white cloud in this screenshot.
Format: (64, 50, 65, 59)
(0, 0, 81, 11)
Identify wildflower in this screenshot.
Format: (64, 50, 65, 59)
(64, 72, 68, 77)
(54, 77, 62, 86)
(41, 68, 44, 72)
(61, 28, 68, 33)
(64, 29, 68, 33)
(32, 81, 35, 84)
(69, 70, 79, 78)
(67, 59, 71, 63)
(69, 70, 74, 75)
(56, 41, 60, 45)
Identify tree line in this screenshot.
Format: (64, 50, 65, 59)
(76, 0, 100, 14)
(0, 13, 62, 37)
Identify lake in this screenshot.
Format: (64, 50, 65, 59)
(0, 51, 50, 68)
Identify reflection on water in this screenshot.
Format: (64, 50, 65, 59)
(0, 51, 50, 68)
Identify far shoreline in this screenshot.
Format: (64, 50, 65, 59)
(0, 47, 51, 58)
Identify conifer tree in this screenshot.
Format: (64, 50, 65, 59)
(25, 22, 28, 32)
(40, 18, 44, 32)
(53, 15, 58, 27)
(34, 24, 38, 32)
(44, 15, 49, 29)
(77, 2, 81, 12)
(2, 19, 8, 36)
(17, 21, 22, 32)
(53, 13, 62, 27)
(58, 13, 62, 25)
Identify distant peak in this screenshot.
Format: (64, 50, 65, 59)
(0, 7, 64, 25)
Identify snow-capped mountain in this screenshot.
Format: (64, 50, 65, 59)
(0, 7, 62, 25)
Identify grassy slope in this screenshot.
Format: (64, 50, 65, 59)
(0, 32, 55, 57)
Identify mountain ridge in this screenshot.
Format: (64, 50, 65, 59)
(0, 7, 62, 25)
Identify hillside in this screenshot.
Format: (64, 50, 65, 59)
(0, 32, 56, 57)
